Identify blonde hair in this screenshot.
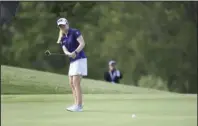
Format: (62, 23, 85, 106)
(56, 29, 63, 44)
(56, 23, 69, 44)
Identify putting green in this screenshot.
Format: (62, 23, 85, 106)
(2, 94, 197, 126)
(1, 65, 197, 126)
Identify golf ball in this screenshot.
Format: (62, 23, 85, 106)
(132, 114, 136, 118)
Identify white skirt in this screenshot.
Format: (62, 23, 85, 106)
(68, 58, 88, 76)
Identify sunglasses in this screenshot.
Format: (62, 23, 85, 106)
(58, 24, 66, 28)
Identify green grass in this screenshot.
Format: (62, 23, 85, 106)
(1, 65, 197, 126)
(1, 65, 169, 94)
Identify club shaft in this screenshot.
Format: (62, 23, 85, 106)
(51, 53, 65, 56)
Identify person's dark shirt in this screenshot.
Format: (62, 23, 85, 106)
(104, 69, 123, 83)
(60, 28, 86, 63)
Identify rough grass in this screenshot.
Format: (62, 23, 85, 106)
(1, 65, 170, 94)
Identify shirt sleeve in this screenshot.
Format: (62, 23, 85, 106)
(60, 42, 64, 47)
(60, 41, 64, 47)
(74, 29, 82, 39)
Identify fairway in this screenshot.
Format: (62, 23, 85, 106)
(1, 65, 197, 126)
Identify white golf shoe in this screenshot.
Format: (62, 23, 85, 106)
(66, 105, 83, 112)
(66, 105, 76, 110)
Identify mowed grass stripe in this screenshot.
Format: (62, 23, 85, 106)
(1, 94, 196, 103)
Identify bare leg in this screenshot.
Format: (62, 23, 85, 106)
(73, 75, 82, 106)
(69, 76, 77, 105)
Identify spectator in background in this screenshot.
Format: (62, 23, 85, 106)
(104, 60, 123, 84)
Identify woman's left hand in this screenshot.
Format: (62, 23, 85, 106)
(70, 52, 76, 59)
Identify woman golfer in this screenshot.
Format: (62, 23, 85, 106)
(56, 18, 87, 112)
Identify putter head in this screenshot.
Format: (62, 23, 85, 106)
(45, 50, 51, 56)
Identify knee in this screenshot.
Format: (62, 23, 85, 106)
(69, 80, 74, 87)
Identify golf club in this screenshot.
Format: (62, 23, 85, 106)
(45, 50, 65, 56)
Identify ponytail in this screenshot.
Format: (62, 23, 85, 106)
(56, 29, 63, 44)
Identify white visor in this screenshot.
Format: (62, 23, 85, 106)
(109, 60, 116, 65)
(57, 18, 68, 26)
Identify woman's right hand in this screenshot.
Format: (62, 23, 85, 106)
(65, 52, 72, 56)
(66, 52, 76, 59)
